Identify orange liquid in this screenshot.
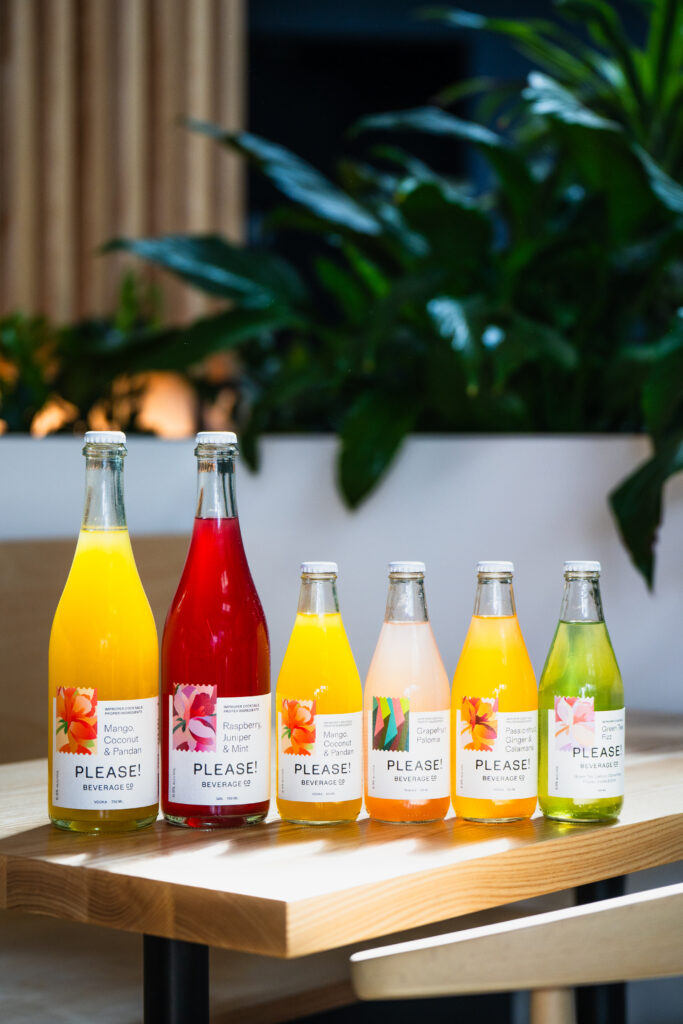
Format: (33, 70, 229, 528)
(451, 615, 537, 821)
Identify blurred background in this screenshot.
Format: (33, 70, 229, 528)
(1, 3, 682, 1022)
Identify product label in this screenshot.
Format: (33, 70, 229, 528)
(455, 697, 537, 800)
(547, 698, 624, 800)
(278, 698, 362, 802)
(367, 697, 449, 800)
(52, 688, 158, 810)
(167, 688, 270, 806)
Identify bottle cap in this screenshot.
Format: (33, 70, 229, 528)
(388, 561, 425, 574)
(84, 430, 126, 444)
(300, 561, 338, 575)
(477, 560, 514, 574)
(564, 560, 601, 574)
(195, 431, 237, 444)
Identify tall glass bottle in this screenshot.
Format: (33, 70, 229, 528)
(276, 562, 362, 824)
(364, 562, 450, 823)
(162, 432, 270, 829)
(451, 562, 537, 822)
(538, 561, 624, 822)
(49, 431, 159, 832)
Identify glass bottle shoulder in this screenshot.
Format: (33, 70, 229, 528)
(539, 620, 623, 706)
(364, 620, 450, 708)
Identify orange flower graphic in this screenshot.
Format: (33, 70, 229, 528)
(281, 699, 316, 755)
(56, 686, 97, 755)
(461, 696, 498, 752)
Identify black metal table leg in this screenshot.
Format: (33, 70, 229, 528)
(143, 934, 209, 1024)
(575, 876, 627, 1024)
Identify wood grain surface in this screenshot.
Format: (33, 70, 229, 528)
(1, 714, 682, 959)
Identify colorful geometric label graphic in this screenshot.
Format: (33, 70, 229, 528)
(372, 697, 410, 751)
(554, 696, 595, 751)
(55, 686, 97, 755)
(172, 684, 217, 752)
(281, 698, 316, 756)
(460, 697, 498, 752)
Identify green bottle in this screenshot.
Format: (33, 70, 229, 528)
(538, 561, 624, 822)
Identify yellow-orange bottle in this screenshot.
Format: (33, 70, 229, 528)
(451, 561, 537, 822)
(276, 562, 362, 824)
(48, 431, 159, 832)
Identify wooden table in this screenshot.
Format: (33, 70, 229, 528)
(1, 712, 682, 1022)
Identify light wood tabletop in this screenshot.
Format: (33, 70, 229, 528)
(1, 712, 681, 960)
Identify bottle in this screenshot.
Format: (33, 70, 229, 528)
(48, 431, 159, 832)
(276, 562, 362, 824)
(452, 561, 537, 822)
(538, 561, 624, 822)
(364, 562, 450, 823)
(161, 432, 270, 829)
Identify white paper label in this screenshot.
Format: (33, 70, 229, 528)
(52, 692, 158, 811)
(278, 701, 362, 802)
(367, 700, 449, 800)
(455, 700, 537, 800)
(547, 699, 624, 800)
(168, 691, 270, 806)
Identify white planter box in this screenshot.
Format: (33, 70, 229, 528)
(2, 435, 681, 711)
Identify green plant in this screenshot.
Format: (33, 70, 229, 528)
(17, 0, 683, 586)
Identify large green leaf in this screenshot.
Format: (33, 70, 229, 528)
(338, 393, 415, 508)
(492, 315, 579, 388)
(105, 235, 308, 308)
(397, 180, 492, 273)
(609, 434, 683, 587)
(186, 119, 382, 236)
(426, 295, 483, 395)
(641, 311, 683, 435)
(352, 106, 535, 228)
(420, 7, 607, 88)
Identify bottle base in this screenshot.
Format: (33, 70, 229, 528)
(283, 817, 357, 826)
(462, 815, 528, 823)
(371, 816, 446, 824)
(543, 812, 619, 824)
(50, 814, 157, 834)
(164, 812, 267, 830)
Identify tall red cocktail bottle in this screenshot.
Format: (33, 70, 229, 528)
(162, 432, 270, 828)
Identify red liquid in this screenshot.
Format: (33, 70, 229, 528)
(161, 517, 270, 827)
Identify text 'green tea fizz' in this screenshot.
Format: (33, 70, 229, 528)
(538, 561, 625, 822)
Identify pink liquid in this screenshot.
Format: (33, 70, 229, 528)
(161, 517, 270, 827)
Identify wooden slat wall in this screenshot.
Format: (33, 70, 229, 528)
(0, 0, 245, 325)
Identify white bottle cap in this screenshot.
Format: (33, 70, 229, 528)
(84, 430, 126, 444)
(300, 561, 338, 575)
(477, 560, 514, 574)
(388, 561, 425, 574)
(564, 560, 601, 573)
(195, 431, 237, 444)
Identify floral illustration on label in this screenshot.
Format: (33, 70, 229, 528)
(281, 699, 316, 755)
(554, 696, 594, 751)
(461, 697, 498, 751)
(56, 686, 97, 755)
(173, 684, 217, 752)
(372, 697, 410, 751)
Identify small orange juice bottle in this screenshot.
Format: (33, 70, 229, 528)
(276, 562, 362, 824)
(451, 561, 537, 822)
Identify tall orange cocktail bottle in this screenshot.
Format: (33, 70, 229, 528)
(452, 561, 537, 822)
(276, 562, 362, 824)
(48, 432, 159, 832)
(364, 562, 450, 822)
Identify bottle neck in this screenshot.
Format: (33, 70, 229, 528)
(298, 577, 339, 615)
(385, 576, 428, 623)
(473, 576, 516, 617)
(560, 576, 604, 623)
(82, 450, 127, 530)
(196, 453, 238, 519)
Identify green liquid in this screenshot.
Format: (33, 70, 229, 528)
(538, 621, 624, 822)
